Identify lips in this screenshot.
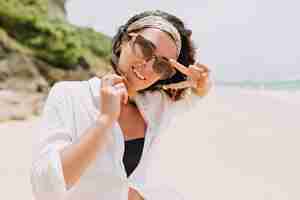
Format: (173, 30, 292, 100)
(131, 66, 146, 80)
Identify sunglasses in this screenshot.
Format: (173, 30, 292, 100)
(123, 32, 177, 80)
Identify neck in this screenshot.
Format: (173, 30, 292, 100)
(120, 99, 138, 120)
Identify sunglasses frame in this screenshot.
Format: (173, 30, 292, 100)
(123, 32, 177, 80)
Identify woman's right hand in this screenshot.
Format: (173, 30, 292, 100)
(99, 74, 129, 123)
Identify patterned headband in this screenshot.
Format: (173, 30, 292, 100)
(127, 16, 182, 57)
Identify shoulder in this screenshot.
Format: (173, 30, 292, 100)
(46, 79, 94, 107)
(157, 89, 203, 117)
(48, 81, 81, 100)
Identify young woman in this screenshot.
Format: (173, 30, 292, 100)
(30, 10, 211, 200)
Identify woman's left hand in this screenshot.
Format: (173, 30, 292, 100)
(162, 59, 212, 97)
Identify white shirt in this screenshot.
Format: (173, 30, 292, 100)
(30, 77, 201, 200)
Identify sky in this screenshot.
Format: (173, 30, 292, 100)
(66, 0, 300, 82)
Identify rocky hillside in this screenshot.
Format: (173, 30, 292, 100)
(0, 0, 112, 121)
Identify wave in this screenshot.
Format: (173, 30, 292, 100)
(214, 79, 300, 105)
(216, 79, 300, 91)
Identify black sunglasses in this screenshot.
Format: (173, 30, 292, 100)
(123, 32, 177, 80)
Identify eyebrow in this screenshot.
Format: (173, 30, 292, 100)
(135, 33, 177, 59)
(139, 35, 157, 50)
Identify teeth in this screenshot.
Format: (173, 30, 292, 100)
(132, 66, 146, 80)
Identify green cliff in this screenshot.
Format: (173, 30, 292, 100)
(0, 0, 113, 121)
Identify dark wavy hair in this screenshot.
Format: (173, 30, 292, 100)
(110, 10, 197, 101)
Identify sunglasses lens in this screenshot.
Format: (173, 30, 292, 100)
(130, 34, 176, 80)
(134, 35, 155, 60)
(153, 57, 176, 80)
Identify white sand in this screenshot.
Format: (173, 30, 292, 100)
(1, 87, 299, 200)
(148, 87, 300, 200)
(0, 118, 40, 200)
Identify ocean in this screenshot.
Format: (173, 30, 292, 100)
(217, 79, 300, 91)
(214, 79, 300, 105)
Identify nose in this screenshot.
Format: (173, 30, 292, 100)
(134, 58, 154, 72)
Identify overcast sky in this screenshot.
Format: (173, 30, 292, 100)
(66, 0, 300, 82)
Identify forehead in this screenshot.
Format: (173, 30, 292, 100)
(137, 28, 178, 59)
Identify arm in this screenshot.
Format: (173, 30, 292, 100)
(60, 115, 113, 189)
(30, 82, 114, 200)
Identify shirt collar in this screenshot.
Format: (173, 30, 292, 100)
(87, 76, 166, 139)
(87, 76, 144, 112)
(88, 76, 141, 102)
(87, 76, 152, 130)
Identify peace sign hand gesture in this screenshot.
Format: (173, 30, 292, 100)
(162, 59, 212, 97)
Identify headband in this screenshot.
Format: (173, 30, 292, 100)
(127, 16, 182, 57)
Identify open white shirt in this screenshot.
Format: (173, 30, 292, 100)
(30, 76, 201, 200)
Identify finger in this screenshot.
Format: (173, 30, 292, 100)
(190, 66, 205, 73)
(195, 63, 211, 73)
(168, 59, 192, 76)
(114, 83, 129, 104)
(189, 64, 211, 78)
(201, 72, 208, 77)
(162, 80, 193, 90)
(195, 76, 212, 90)
(101, 74, 123, 85)
(101, 74, 125, 87)
(114, 83, 128, 104)
(188, 66, 205, 80)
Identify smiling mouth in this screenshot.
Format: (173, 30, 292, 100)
(131, 66, 146, 80)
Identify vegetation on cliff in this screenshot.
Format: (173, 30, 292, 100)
(0, 0, 113, 121)
(0, 0, 112, 70)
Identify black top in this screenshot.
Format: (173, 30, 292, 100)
(122, 137, 145, 177)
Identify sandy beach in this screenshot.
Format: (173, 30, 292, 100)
(149, 88, 300, 200)
(1, 87, 300, 200)
(0, 118, 39, 200)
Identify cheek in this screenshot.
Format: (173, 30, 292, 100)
(118, 43, 136, 70)
(118, 50, 130, 70)
(143, 64, 161, 84)
(118, 49, 142, 73)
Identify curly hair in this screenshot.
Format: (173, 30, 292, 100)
(110, 10, 197, 101)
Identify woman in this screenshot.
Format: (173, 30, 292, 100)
(30, 10, 211, 200)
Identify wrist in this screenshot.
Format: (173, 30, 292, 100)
(192, 86, 207, 97)
(96, 115, 115, 128)
(192, 80, 212, 97)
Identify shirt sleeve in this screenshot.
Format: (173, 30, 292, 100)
(154, 89, 204, 134)
(30, 82, 74, 200)
(127, 90, 206, 200)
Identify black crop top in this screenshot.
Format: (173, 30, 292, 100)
(122, 137, 145, 177)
